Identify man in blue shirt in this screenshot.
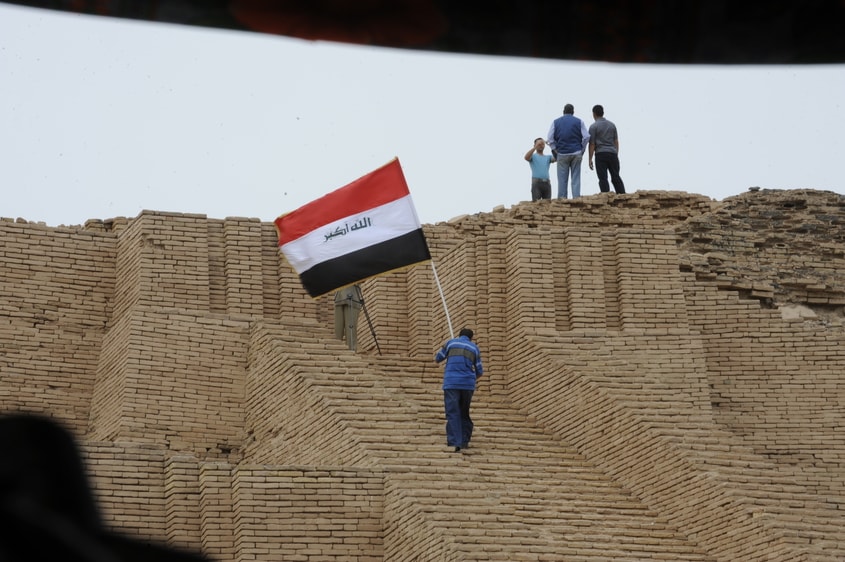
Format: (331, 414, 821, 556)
(435, 327, 484, 452)
(548, 103, 590, 199)
(524, 138, 555, 201)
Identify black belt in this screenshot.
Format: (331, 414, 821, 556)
(447, 348, 477, 362)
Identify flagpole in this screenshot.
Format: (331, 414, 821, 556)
(430, 261, 454, 339)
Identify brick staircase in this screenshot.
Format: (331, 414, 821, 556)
(241, 321, 714, 561)
(234, 307, 845, 560)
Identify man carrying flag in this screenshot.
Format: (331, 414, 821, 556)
(275, 158, 431, 298)
(435, 327, 484, 453)
(278, 158, 477, 452)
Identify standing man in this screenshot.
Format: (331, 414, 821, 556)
(547, 103, 590, 198)
(588, 104, 626, 194)
(435, 328, 483, 453)
(334, 284, 362, 351)
(524, 137, 555, 201)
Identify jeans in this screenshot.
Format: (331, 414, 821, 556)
(444, 389, 474, 448)
(556, 152, 583, 198)
(594, 152, 626, 194)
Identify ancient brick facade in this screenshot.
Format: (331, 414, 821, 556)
(1, 189, 843, 561)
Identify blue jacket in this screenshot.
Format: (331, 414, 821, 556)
(435, 335, 483, 390)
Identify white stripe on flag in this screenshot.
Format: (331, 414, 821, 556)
(280, 194, 419, 274)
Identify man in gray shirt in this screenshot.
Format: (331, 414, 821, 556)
(588, 105, 626, 194)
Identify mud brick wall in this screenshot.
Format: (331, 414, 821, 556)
(497, 226, 761, 560)
(496, 219, 844, 561)
(2, 190, 844, 561)
(88, 312, 133, 442)
(108, 211, 307, 320)
(677, 188, 845, 306)
(244, 322, 372, 468)
(113, 211, 213, 314)
(354, 225, 479, 362)
(232, 467, 384, 562)
(89, 311, 250, 451)
(683, 275, 845, 494)
(382, 477, 449, 562)
(198, 462, 237, 561)
(0, 220, 115, 434)
(87, 212, 296, 449)
(165, 455, 205, 552)
(221, 218, 264, 317)
(353, 273, 412, 356)
(82, 442, 169, 542)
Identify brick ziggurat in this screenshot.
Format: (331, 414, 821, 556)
(1, 189, 844, 561)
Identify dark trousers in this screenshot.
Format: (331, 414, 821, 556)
(444, 389, 474, 448)
(595, 152, 626, 194)
(531, 178, 551, 201)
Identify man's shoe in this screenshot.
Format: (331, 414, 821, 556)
(453, 446, 461, 453)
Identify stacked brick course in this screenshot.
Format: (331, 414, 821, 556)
(1, 188, 843, 561)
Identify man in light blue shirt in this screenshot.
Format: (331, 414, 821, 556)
(548, 103, 590, 199)
(524, 137, 555, 201)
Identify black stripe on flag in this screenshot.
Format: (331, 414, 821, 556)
(299, 230, 431, 298)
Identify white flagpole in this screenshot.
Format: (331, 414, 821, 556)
(429, 261, 454, 339)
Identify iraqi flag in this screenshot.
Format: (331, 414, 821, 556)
(275, 158, 432, 298)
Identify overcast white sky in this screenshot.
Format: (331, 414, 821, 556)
(1, 4, 844, 227)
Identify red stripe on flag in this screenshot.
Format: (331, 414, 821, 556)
(275, 158, 410, 245)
